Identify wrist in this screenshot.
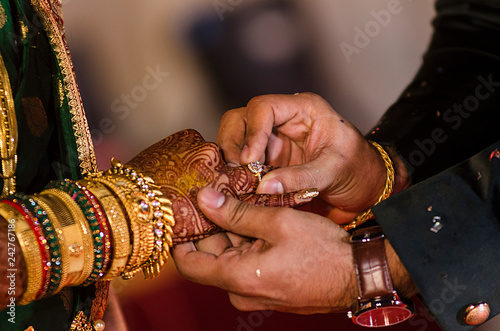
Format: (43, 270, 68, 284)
(348, 225, 415, 327)
(385, 239, 419, 298)
(385, 146, 411, 194)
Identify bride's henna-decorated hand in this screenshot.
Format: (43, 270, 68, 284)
(127, 129, 318, 244)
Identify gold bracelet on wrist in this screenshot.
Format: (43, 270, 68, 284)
(105, 158, 174, 279)
(99, 175, 155, 265)
(36, 192, 92, 288)
(343, 141, 394, 231)
(32, 196, 70, 294)
(90, 176, 153, 279)
(38, 189, 95, 287)
(14, 212, 43, 305)
(81, 180, 131, 281)
(0, 203, 43, 305)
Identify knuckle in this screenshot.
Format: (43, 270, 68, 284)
(226, 199, 251, 228)
(246, 94, 270, 108)
(220, 109, 238, 124)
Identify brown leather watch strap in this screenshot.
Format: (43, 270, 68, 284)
(351, 226, 394, 301)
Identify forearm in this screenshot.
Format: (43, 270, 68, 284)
(0, 161, 174, 311)
(385, 239, 418, 299)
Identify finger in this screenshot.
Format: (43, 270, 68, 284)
(217, 108, 247, 165)
(239, 188, 319, 208)
(241, 95, 299, 164)
(194, 232, 232, 255)
(222, 162, 277, 196)
(171, 244, 221, 284)
(226, 232, 253, 247)
(197, 187, 291, 240)
(299, 199, 360, 226)
(257, 159, 331, 195)
(173, 237, 264, 292)
(241, 93, 324, 164)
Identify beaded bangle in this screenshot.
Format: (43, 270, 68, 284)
(74, 181, 111, 279)
(91, 176, 153, 279)
(82, 180, 131, 281)
(10, 193, 62, 297)
(105, 158, 174, 279)
(1, 200, 51, 299)
(32, 197, 70, 295)
(45, 179, 110, 285)
(342, 141, 395, 231)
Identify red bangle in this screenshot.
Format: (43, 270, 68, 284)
(75, 182, 112, 278)
(2, 200, 50, 299)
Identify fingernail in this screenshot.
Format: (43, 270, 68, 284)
(199, 187, 225, 209)
(258, 179, 284, 194)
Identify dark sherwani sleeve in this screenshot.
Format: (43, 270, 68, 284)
(367, 0, 500, 184)
(373, 143, 500, 330)
(367, 1, 500, 330)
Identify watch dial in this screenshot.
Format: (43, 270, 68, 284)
(356, 306, 413, 327)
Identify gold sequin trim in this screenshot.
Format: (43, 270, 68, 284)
(69, 311, 95, 331)
(0, 3, 7, 29)
(19, 20, 29, 40)
(0, 53, 18, 197)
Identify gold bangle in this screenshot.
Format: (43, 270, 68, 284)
(343, 141, 394, 231)
(91, 177, 154, 279)
(106, 158, 174, 279)
(36, 193, 90, 288)
(14, 213, 43, 305)
(82, 180, 131, 281)
(39, 189, 94, 287)
(32, 196, 70, 294)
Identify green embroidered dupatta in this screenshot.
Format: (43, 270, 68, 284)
(0, 0, 100, 329)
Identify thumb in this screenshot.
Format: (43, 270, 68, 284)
(257, 162, 329, 195)
(197, 187, 282, 240)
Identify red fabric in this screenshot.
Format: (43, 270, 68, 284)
(120, 272, 442, 331)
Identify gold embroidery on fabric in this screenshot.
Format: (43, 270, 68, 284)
(19, 20, 29, 40)
(58, 78, 64, 107)
(0, 53, 18, 197)
(22, 97, 48, 137)
(30, 0, 98, 175)
(69, 311, 95, 331)
(0, 3, 7, 29)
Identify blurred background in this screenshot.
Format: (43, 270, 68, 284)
(63, 0, 441, 330)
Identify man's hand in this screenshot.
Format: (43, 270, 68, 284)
(173, 187, 417, 314)
(217, 93, 391, 225)
(173, 187, 359, 314)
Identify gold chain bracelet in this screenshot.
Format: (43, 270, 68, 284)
(343, 141, 394, 231)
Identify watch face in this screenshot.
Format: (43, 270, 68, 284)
(354, 306, 413, 327)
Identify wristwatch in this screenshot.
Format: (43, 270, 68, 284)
(347, 225, 414, 327)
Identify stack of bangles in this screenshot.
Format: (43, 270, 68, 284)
(0, 158, 174, 306)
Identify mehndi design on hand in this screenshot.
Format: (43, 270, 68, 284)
(127, 129, 317, 244)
